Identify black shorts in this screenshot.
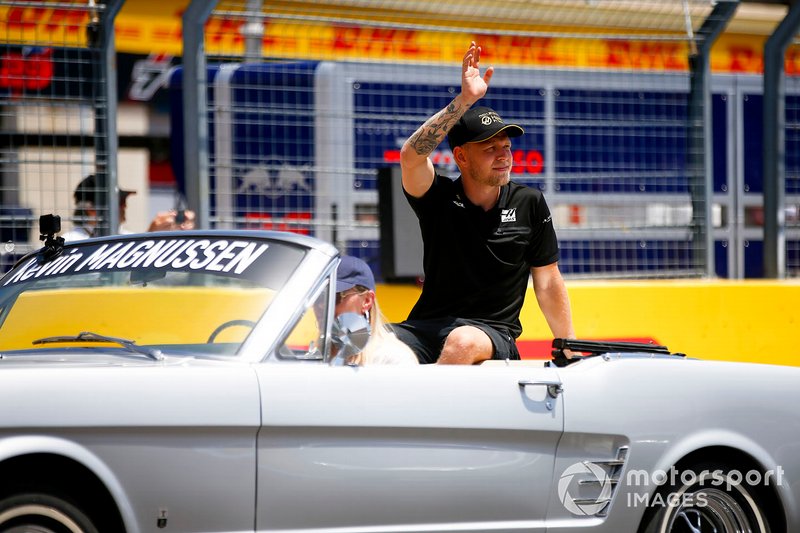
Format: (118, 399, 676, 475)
(392, 317, 520, 364)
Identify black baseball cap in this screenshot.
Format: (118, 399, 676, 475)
(447, 106, 524, 151)
(74, 174, 136, 205)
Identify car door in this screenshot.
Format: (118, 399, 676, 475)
(254, 362, 563, 532)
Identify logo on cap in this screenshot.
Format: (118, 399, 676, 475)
(446, 106, 524, 151)
(479, 111, 503, 126)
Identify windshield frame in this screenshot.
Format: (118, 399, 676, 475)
(0, 230, 339, 362)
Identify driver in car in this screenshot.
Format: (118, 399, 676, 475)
(333, 256, 418, 366)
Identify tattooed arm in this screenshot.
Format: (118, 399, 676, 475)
(400, 42, 494, 198)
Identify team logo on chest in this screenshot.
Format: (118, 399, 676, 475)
(501, 208, 517, 223)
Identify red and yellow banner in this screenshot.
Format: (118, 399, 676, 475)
(1, 2, 797, 75)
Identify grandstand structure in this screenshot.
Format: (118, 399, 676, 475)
(1, 0, 799, 280)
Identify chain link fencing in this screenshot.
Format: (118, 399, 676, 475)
(3, 0, 799, 279)
(182, 0, 798, 280)
(0, 0, 131, 271)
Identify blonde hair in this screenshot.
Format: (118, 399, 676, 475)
(348, 296, 418, 366)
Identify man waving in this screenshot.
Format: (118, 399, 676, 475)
(394, 42, 575, 364)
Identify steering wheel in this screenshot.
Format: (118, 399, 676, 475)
(207, 319, 257, 343)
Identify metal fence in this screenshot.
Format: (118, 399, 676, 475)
(2, 0, 799, 280)
(0, 0, 127, 271)
(788, 72, 800, 276)
(182, 0, 800, 280)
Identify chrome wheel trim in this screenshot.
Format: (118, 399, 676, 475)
(0, 503, 84, 533)
(661, 470, 768, 533)
(667, 488, 753, 532)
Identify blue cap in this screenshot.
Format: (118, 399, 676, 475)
(336, 256, 375, 293)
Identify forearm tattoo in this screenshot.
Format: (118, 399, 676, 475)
(408, 101, 465, 156)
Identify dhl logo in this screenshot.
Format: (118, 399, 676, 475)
(2, 5, 793, 75)
(330, 26, 422, 57)
(0, 7, 89, 43)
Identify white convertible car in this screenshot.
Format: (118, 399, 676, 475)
(0, 220, 798, 533)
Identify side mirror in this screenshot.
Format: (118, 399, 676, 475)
(330, 312, 371, 365)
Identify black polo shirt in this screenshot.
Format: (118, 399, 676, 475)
(404, 173, 559, 338)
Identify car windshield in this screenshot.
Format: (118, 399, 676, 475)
(0, 234, 308, 357)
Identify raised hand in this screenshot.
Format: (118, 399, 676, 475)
(462, 41, 494, 105)
(147, 209, 196, 232)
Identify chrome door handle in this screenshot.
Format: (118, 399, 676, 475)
(518, 379, 563, 398)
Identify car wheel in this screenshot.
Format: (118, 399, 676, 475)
(0, 493, 99, 533)
(639, 465, 771, 533)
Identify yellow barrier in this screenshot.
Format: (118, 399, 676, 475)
(0, 287, 273, 349)
(6, 281, 795, 365)
(377, 280, 800, 366)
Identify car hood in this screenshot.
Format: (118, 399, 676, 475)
(0, 349, 223, 368)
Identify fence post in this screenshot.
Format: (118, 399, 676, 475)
(763, 1, 800, 279)
(244, 0, 264, 60)
(687, 0, 737, 277)
(87, 0, 123, 236)
(183, 0, 218, 229)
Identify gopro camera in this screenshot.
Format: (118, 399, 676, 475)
(39, 214, 61, 237)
